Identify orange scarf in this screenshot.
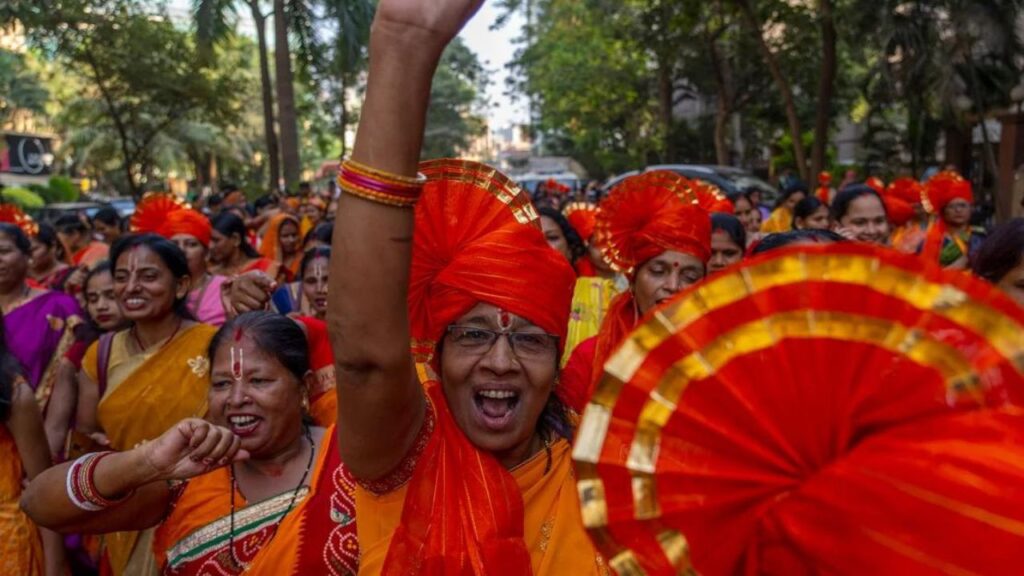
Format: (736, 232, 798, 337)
(382, 382, 531, 575)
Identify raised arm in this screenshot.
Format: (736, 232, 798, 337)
(329, 0, 482, 480)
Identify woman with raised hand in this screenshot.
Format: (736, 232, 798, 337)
(327, 1, 606, 572)
(21, 312, 359, 575)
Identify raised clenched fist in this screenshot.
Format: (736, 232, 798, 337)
(140, 418, 249, 481)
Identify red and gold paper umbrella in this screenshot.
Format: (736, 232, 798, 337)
(574, 242, 1024, 575)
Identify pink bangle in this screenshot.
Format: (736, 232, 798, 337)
(338, 160, 425, 208)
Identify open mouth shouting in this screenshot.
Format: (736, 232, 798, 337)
(472, 387, 521, 432)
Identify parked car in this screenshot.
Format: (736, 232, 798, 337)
(33, 202, 104, 224)
(33, 198, 136, 225)
(604, 164, 779, 205)
(516, 171, 584, 198)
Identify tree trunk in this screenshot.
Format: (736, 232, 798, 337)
(734, 0, 809, 182)
(250, 1, 280, 193)
(274, 0, 301, 192)
(339, 75, 349, 158)
(657, 60, 675, 162)
(707, 32, 733, 165)
(811, 0, 836, 178)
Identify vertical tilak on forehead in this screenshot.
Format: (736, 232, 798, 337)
(314, 261, 326, 280)
(231, 329, 245, 381)
(230, 347, 245, 381)
(498, 309, 512, 330)
(128, 245, 140, 273)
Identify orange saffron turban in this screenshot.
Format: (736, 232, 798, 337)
(865, 176, 886, 194)
(408, 160, 577, 362)
(594, 170, 713, 275)
(924, 170, 973, 214)
(882, 196, 915, 228)
(886, 177, 924, 205)
(0, 204, 38, 237)
(816, 171, 832, 203)
(589, 170, 713, 389)
(131, 194, 211, 247)
(163, 208, 212, 247)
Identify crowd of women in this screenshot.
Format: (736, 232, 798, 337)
(4, 1, 1024, 575)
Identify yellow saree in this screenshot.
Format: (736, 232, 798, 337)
(82, 323, 217, 576)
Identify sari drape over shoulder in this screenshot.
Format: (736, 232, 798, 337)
(0, 418, 44, 576)
(82, 323, 217, 576)
(4, 290, 83, 410)
(295, 316, 337, 427)
(355, 383, 607, 576)
(153, 426, 358, 576)
(186, 275, 227, 327)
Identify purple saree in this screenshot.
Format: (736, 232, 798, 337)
(4, 291, 83, 410)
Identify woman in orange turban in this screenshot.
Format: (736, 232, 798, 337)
(131, 196, 227, 325)
(559, 171, 713, 413)
(885, 177, 928, 253)
(327, 2, 607, 570)
(332, 155, 605, 573)
(922, 171, 987, 267)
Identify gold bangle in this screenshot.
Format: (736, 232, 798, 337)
(343, 159, 426, 187)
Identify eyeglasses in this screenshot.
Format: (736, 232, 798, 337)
(445, 325, 559, 359)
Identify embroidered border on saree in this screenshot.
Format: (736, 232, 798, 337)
(166, 486, 310, 570)
(35, 314, 83, 409)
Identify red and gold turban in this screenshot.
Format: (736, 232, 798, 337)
(594, 170, 713, 275)
(563, 201, 598, 240)
(689, 179, 734, 214)
(865, 176, 886, 194)
(924, 170, 973, 214)
(0, 204, 38, 237)
(408, 160, 577, 363)
(131, 194, 212, 247)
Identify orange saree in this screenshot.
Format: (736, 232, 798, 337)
(152, 426, 358, 575)
(0, 422, 44, 576)
(355, 382, 607, 576)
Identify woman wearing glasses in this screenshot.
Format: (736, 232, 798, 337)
(326, 1, 606, 572)
(922, 171, 987, 268)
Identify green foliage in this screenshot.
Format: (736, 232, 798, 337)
(422, 38, 487, 159)
(25, 4, 250, 196)
(1, 187, 45, 209)
(0, 49, 48, 123)
(47, 175, 79, 202)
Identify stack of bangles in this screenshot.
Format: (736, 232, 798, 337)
(338, 159, 426, 208)
(66, 452, 133, 511)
